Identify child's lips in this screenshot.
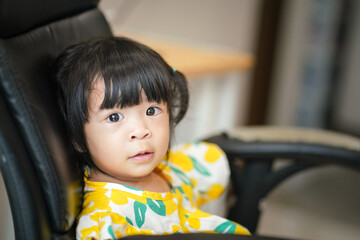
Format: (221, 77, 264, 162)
(129, 151, 154, 162)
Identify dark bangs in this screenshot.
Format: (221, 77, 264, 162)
(96, 38, 172, 110)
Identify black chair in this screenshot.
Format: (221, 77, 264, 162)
(0, 0, 112, 239)
(0, 0, 359, 239)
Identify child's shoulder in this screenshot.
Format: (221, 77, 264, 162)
(168, 141, 225, 163)
(166, 141, 228, 179)
(166, 141, 230, 208)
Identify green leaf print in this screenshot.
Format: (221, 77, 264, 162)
(173, 186, 189, 201)
(190, 156, 210, 176)
(147, 199, 166, 216)
(170, 166, 193, 186)
(214, 221, 236, 234)
(134, 201, 147, 228)
(108, 226, 116, 239)
(126, 217, 134, 226)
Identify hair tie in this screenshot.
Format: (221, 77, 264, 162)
(172, 67, 176, 73)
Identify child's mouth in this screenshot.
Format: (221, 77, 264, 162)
(129, 152, 154, 162)
(136, 152, 150, 156)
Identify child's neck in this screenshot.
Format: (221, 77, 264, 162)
(133, 172, 172, 192)
(88, 170, 171, 193)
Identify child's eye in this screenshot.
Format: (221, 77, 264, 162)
(107, 113, 124, 122)
(146, 107, 161, 116)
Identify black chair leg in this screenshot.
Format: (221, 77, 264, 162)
(228, 157, 273, 233)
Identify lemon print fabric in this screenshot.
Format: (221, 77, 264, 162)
(76, 142, 250, 239)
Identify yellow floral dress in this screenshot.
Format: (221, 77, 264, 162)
(76, 142, 250, 239)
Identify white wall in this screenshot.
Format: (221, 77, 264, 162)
(174, 71, 252, 144)
(100, 0, 260, 52)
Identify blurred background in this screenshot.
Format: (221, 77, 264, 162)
(1, 0, 359, 239)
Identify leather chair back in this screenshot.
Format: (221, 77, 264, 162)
(0, 0, 112, 238)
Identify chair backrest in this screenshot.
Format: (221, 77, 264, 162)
(0, 0, 112, 239)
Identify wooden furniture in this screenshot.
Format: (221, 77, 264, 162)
(115, 33, 254, 77)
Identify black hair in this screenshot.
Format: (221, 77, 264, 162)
(54, 36, 189, 170)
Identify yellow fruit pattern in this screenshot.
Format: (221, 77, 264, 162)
(76, 142, 250, 239)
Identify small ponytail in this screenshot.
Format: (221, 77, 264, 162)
(170, 68, 189, 127)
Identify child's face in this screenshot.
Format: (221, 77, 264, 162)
(84, 80, 170, 184)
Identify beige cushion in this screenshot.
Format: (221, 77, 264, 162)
(227, 126, 360, 152)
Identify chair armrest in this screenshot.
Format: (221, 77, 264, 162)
(205, 126, 360, 168)
(203, 126, 360, 233)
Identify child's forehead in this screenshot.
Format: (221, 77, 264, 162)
(87, 78, 149, 111)
(89, 78, 105, 93)
(87, 79, 106, 111)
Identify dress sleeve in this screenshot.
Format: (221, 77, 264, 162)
(168, 142, 231, 216)
(76, 211, 129, 240)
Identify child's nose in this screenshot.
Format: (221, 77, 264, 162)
(128, 124, 152, 141)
